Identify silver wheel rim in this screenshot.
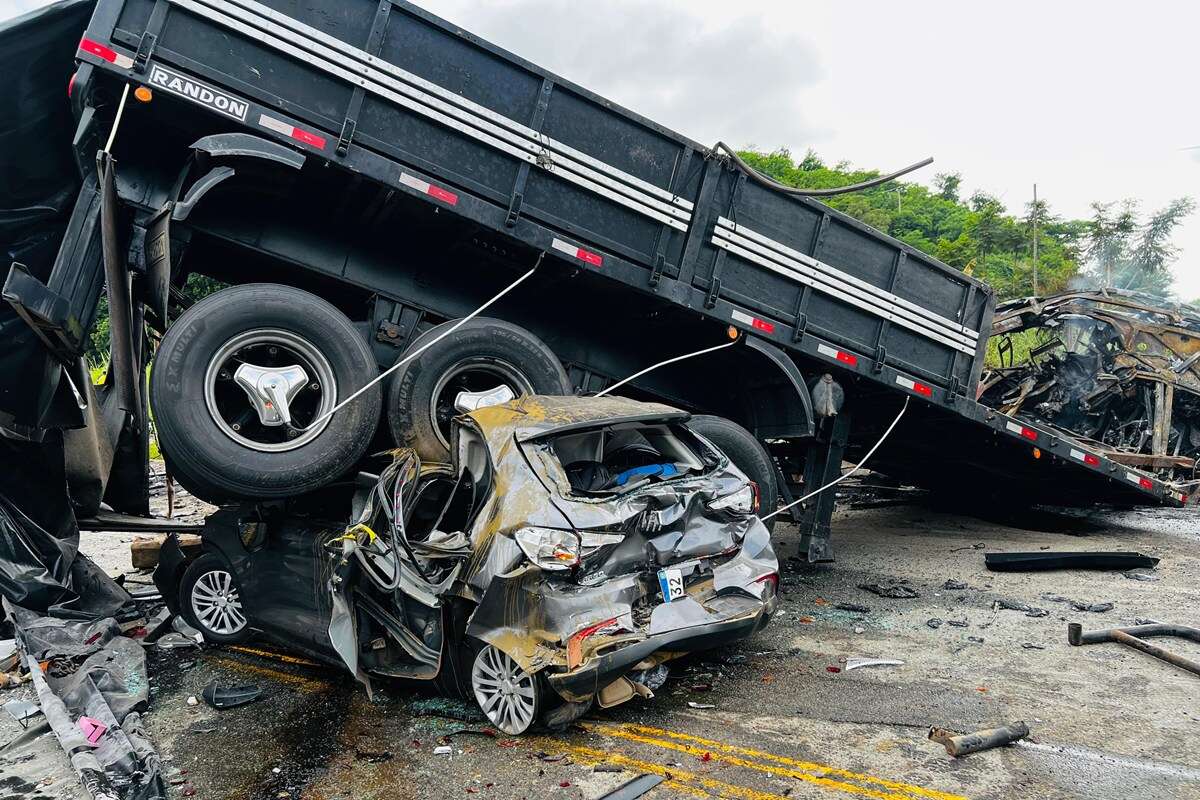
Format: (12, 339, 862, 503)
(429, 359, 533, 450)
(204, 328, 338, 453)
(471, 645, 538, 735)
(190, 569, 247, 636)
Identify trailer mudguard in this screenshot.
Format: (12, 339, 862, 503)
(189, 132, 307, 174)
(741, 336, 816, 441)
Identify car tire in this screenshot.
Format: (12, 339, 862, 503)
(688, 414, 779, 531)
(387, 317, 571, 463)
(150, 283, 381, 502)
(178, 554, 252, 645)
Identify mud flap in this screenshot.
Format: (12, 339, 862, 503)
(142, 202, 172, 329)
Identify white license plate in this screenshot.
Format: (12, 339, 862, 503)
(657, 568, 685, 602)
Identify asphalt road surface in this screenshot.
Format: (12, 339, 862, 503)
(4, 497, 1199, 800)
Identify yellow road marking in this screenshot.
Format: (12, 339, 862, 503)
(561, 743, 790, 800)
(206, 655, 328, 692)
(228, 645, 323, 667)
(584, 723, 966, 800)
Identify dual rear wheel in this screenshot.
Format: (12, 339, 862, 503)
(151, 284, 569, 501)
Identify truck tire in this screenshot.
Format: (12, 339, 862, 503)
(387, 317, 571, 463)
(150, 283, 381, 502)
(688, 415, 779, 531)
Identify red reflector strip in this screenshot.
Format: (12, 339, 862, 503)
(257, 114, 326, 150)
(895, 375, 933, 397)
(817, 343, 858, 366)
(399, 173, 459, 206)
(1180, 494, 1190, 504)
(1005, 421, 1038, 440)
(1125, 472, 1155, 490)
(551, 238, 603, 267)
(731, 309, 776, 334)
(79, 37, 134, 69)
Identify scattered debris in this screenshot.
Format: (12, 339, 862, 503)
(3, 698, 42, 727)
(687, 701, 716, 709)
(155, 632, 201, 651)
(994, 599, 1050, 618)
(928, 721, 1030, 756)
(593, 764, 624, 773)
(826, 666, 841, 673)
(836, 603, 871, 613)
(985, 551, 1160, 572)
(1123, 571, 1159, 582)
(186, 696, 198, 707)
(947, 619, 969, 628)
(1021, 643, 1046, 650)
(1070, 601, 1114, 613)
(433, 745, 453, 756)
(966, 636, 985, 644)
(942, 579, 968, 590)
(926, 618, 943, 629)
(845, 658, 904, 671)
(78, 716, 107, 744)
(858, 582, 919, 599)
(1068, 622, 1200, 678)
(200, 681, 263, 709)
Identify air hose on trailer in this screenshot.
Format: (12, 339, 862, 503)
(761, 396, 909, 522)
(710, 142, 933, 198)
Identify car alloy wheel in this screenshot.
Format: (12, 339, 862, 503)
(471, 644, 539, 735)
(190, 568, 248, 636)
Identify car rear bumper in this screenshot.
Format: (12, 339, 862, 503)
(545, 589, 778, 702)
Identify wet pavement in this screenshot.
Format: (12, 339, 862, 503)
(4, 499, 1200, 800)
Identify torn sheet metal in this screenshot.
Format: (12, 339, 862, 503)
(983, 290, 1200, 487)
(6, 602, 166, 800)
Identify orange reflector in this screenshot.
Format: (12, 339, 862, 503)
(133, 86, 153, 102)
(1032, 447, 1042, 459)
(727, 326, 738, 340)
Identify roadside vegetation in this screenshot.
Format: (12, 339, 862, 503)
(738, 149, 1193, 303)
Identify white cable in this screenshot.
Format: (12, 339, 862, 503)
(103, 83, 130, 154)
(596, 337, 740, 398)
(761, 396, 909, 522)
(297, 257, 541, 431)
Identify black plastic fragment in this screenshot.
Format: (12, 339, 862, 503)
(200, 680, 263, 709)
(598, 774, 666, 800)
(985, 552, 1159, 572)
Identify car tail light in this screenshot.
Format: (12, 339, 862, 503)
(567, 617, 620, 669)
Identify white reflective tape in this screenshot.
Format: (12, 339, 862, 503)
(398, 172, 431, 194)
(817, 344, 839, 359)
(258, 114, 294, 136)
(895, 376, 915, 390)
(731, 310, 755, 326)
(1126, 471, 1141, 484)
(114, 53, 135, 69)
(551, 238, 579, 258)
(1006, 422, 1023, 435)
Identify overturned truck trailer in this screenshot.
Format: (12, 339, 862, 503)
(0, 0, 1191, 579)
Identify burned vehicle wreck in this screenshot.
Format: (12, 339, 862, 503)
(981, 290, 1200, 485)
(154, 395, 779, 734)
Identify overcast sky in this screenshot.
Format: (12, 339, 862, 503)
(5, 0, 1197, 298)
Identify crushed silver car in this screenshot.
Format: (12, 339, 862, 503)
(155, 396, 779, 734)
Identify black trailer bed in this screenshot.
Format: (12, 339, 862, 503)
(73, 0, 1186, 508)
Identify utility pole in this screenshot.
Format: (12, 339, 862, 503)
(1031, 184, 1040, 296)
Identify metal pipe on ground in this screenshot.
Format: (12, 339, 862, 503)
(1068, 622, 1200, 678)
(928, 722, 1030, 757)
